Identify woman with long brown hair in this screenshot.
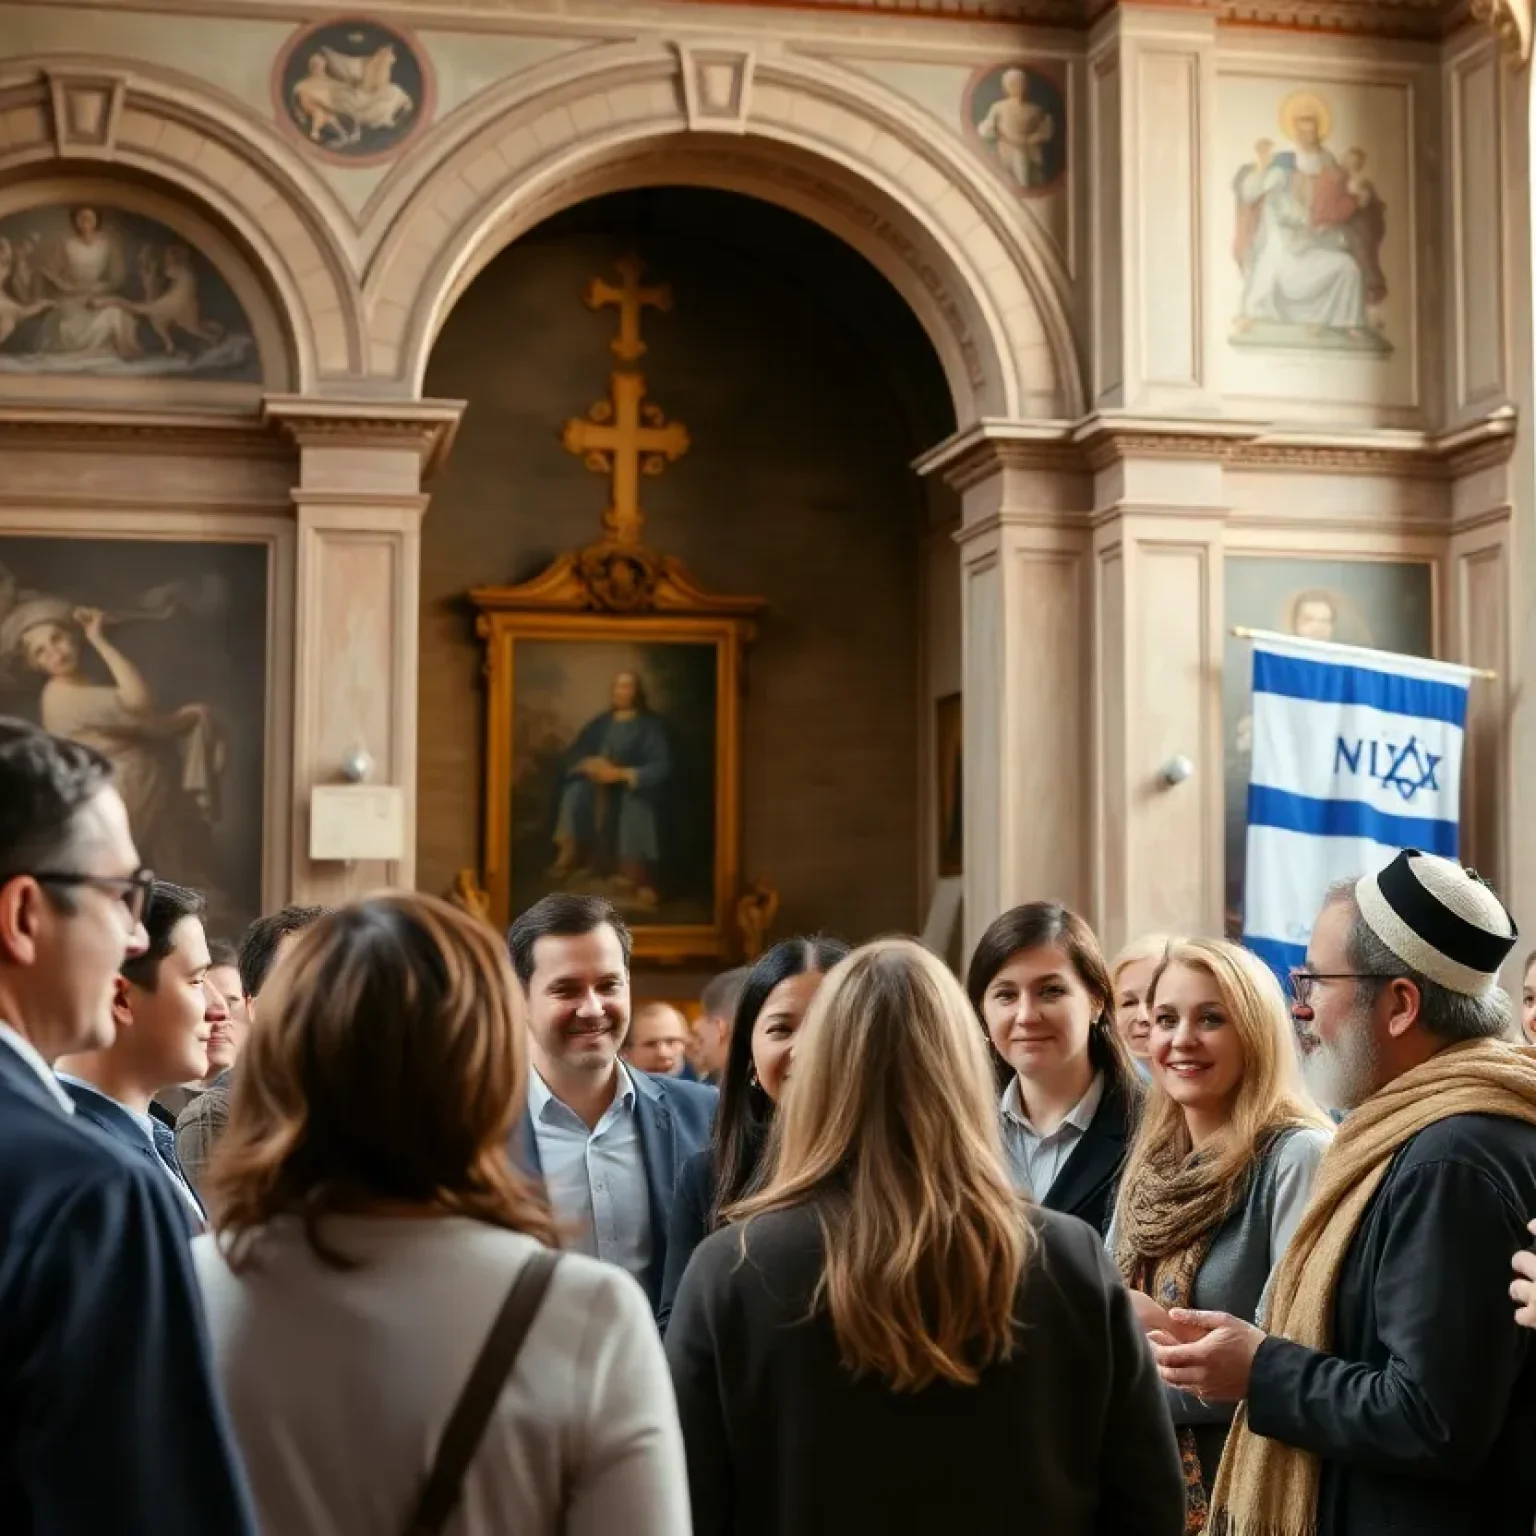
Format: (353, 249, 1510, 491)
(193, 894, 689, 1536)
(665, 938, 1185, 1535)
(967, 902, 1143, 1234)
(1110, 937, 1330, 1528)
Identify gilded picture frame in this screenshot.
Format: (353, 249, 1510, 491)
(474, 604, 753, 963)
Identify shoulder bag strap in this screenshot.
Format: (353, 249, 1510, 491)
(404, 1247, 562, 1536)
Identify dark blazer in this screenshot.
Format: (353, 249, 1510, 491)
(0, 1040, 255, 1534)
(1248, 1112, 1536, 1536)
(515, 1066, 716, 1315)
(1036, 1073, 1136, 1236)
(63, 1077, 206, 1228)
(666, 1201, 1186, 1535)
(658, 1146, 715, 1333)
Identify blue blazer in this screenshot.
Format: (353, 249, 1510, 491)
(516, 1067, 716, 1315)
(62, 1078, 206, 1228)
(0, 1041, 255, 1535)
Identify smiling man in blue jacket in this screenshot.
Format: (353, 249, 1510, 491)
(509, 892, 715, 1317)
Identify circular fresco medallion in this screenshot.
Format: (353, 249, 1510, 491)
(274, 15, 432, 165)
(962, 63, 1067, 199)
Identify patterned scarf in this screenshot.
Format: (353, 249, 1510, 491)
(1209, 1040, 1536, 1536)
(1115, 1129, 1290, 1530)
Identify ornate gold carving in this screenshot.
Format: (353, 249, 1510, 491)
(562, 371, 690, 546)
(1469, 0, 1533, 59)
(447, 867, 493, 924)
(585, 255, 672, 363)
(735, 878, 780, 962)
(46, 71, 128, 157)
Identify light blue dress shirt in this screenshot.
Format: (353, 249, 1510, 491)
(999, 1070, 1105, 1200)
(528, 1064, 653, 1285)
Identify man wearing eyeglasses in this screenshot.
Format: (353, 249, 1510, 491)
(0, 718, 255, 1535)
(1148, 851, 1536, 1536)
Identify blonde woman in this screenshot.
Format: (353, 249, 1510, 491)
(1110, 937, 1331, 1528)
(1112, 933, 1176, 1072)
(193, 895, 689, 1536)
(666, 938, 1185, 1536)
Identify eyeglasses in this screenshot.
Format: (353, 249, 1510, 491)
(29, 868, 155, 925)
(1287, 968, 1390, 1007)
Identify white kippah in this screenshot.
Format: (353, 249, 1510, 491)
(1355, 850, 1518, 998)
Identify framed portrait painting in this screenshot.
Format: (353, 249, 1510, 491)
(1222, 555, 1435, 938)
(0, 533, 271, 935)
(474, 607, 749, 962)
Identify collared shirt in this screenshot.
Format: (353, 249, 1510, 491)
(1000, 1071, 1105, 1200)
(528, 1065, 652, 1283)
(56, 1073, 206, 1223)
(0, 1021, 75, 1114)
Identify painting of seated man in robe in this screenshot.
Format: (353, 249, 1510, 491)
(1229, 90, 1391, 355)
(0, 536, 269, 933)
(0, 202, 259, 379)
(1222, 556, 1433, 939)
(509, 640, 716, 927)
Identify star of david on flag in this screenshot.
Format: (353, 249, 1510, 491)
(1239, 630, 1477, 985)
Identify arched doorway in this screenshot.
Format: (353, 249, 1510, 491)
(419, 184, 957, 967)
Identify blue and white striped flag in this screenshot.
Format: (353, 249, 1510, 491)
(1240, 631, 1476, 983)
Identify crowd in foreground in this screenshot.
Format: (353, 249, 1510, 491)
(2, 713, 1536, 1536)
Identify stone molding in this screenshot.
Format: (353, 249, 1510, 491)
(919, 407, 1519, 492)
(262, 396, 466, 479)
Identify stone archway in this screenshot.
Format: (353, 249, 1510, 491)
(0, 55, 361, 388)
(365, 45, 1081, 426)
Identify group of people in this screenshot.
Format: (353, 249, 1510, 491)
(3, 711, 1536, 1536)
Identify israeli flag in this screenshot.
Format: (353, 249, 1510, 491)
(1241, 631, 1476, 983)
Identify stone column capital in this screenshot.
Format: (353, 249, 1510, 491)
(262, 395, 465, 481)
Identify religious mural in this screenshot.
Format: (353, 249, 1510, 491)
(1228, 88, 1392, 356)
(1222, 556, 1434, 937)
(0, 203, 259, 380)
(275, 17, 431, 162)
(507, 638, 718, 927)
(963, 64, 1066, 196)
(0, 536, 270, 934)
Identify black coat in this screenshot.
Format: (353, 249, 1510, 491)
(0, 1042, 255, 1534)
(666, 1200, 1186, 1536)
(1248, 1111, 1536, 1536)
(658, 1145, 715, 1333)
(1036, 1073, 1136, 1236)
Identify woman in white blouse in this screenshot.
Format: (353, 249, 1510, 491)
(192, 893, 689, 1536)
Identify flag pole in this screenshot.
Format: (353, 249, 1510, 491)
(1229, 625, 1497, 681)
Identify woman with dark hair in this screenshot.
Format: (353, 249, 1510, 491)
(966, 901, 1141, 1235)
(193, 893, 688, 1536)
(657, 934, 849, 1331)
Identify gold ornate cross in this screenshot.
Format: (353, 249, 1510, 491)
(585, 256, 672, 362)
(562, 370, 690, 545)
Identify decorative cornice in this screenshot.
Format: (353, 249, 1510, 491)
(917, 407, 1519, 489)
(261, 396, 465, 478)
(0, 403, 284, 458)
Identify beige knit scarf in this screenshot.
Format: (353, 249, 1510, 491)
(1209, 1038, 1536, 1536)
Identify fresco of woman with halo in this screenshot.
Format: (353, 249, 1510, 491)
(0, 202, 259, 379)
(0, 554, 265, 928)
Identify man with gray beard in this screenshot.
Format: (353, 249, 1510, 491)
(1148, 850, 1536, 1536)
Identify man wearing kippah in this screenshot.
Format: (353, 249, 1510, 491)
(1149, 850, 1536, 1536)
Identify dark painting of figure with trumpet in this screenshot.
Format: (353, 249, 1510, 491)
(0, 536, 270, 931)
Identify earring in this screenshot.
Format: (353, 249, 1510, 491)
(748, 1063, 760, 1088)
